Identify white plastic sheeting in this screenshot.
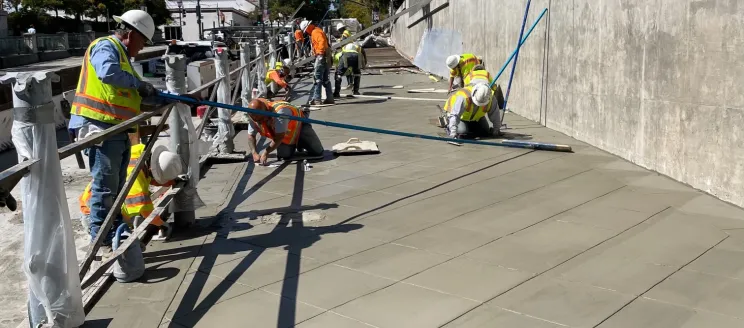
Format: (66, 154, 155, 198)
(213, 49, 236, 153)
(412, 28, 463, 77)
(5, 72, 84, 327)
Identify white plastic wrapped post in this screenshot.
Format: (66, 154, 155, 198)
(1, 72, 84, 328)
(213, 47, 235, 153)
(239, 43, 252, 123)
(255, 42, 268, 98)
(163, 54, 205, 213)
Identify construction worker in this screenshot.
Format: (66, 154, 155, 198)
(80, 144, 182, 240)
(294, 29, 306, 58)
(333, 42, 366, 97)
(464, 65, 492, 86)
(442, 84, 500, 139)
(264, 60, 292, 100)
(300, 20, 334, 105)
(68, 9, 196, 248)
(337, 23, 352, 40)
(246, 98, 324, 165)
(446, 53, 484, 92)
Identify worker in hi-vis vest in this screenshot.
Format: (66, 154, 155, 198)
(442, 83, 500, 139)
(246, 98, 324, 165)
(333, 42, 366, 97)
(68, 9, 197, 251)
(446, 54, 484, 92)
(264, 59, 292, 100)
(80, 144, 183, 240)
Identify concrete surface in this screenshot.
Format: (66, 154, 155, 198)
(71, 73, 744, 328)
(391, 0, 744, 209)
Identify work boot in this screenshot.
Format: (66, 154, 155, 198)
(323, 98, 335, 105)
(333, 92, 341, 99)
(310, 100, 324, 106)
(352, 76, 361, 95)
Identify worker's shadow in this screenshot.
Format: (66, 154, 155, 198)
(163, 159, 364, 327)
(493, 131, 533, 141)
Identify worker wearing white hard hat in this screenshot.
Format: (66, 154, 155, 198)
(68, 9, 199, 247)
(446, 53, 484, 92)
(336, 23, 352, 40)
(441, 83, 501, 139)
(301, 20, 335, 105)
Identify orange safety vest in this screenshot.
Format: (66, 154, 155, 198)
(257, 101, 303, 145)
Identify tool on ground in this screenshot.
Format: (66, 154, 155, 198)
(409, 88, 449, 93)
(332, 138, 380, 155)
(156, 91, 573, 152)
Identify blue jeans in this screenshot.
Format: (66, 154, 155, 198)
(311, 56, 333, 102)
(87, 133, 130, 244)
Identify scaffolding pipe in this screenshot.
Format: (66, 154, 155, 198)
(502, 0, 532, 113)
(157, 92, 573, 152)
(490, 8, 548, 88)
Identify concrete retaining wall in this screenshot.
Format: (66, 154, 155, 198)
(392, 0, 744, 207)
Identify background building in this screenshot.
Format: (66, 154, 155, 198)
(163, 0, 258, 41)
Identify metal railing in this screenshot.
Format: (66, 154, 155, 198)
(37, 34, 68, 52)
(0, 36, 32, 55)
(0, 20, 293, 325)
(67, 33, 95, 49)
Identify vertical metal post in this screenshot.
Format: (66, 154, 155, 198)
(163, 54, 196, 226)
(240, 42, 252, 122)
(288, 31, 294, 63)
(256, 41, 267, 97)
(268, 36, 277, 67)
(1, 72, 84, 328)
(214, 47, 235, 153)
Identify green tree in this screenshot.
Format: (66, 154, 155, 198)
(268, 0, 329, 22)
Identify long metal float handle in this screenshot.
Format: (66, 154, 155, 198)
(158, 92, 572, 152)
(490, 8, 549, 88)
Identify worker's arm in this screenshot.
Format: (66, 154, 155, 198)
(448, 69, 457, 91)
(246, 122, 261, 161)
(447, 96, 466, 138)
(89, 40, 140, 89)
(487, 98, 501, 135)
(269, 71, 289, 89)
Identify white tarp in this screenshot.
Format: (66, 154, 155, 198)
(413, 28, 463, 77)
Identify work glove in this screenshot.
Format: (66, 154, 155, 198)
(137, 81, 158, 98)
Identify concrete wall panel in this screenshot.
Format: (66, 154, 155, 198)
(392, 0, 744, 207)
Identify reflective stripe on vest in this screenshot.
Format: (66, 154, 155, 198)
(258, 101, 302, 145)
(342, 30, 351, 39)
(443, 86, 489, 122)
(71, 36, 142, 124)
(450, 54, 480, 79)
(342, 44, 360, 54)
(465, 69, 491, 86)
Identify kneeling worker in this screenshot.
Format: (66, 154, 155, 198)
(333, 43, 365, 97)
(443, 84, 500, 139)
(247, 98, 324, 165)
(265, 60, 292, 100)
(446, 53, 483, 92)
(80, 143, 183, 239)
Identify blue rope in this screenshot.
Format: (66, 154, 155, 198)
(158, 92, 572, 152)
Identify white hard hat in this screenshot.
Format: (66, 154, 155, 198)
(446, 55, 460, 69)
(471, 84, 492, 107)
(300, 20, 311, 33)
(151, 145, 184, 184)
(113, 9, 155, 44)
(336, 23, 346, 31)
(343, 43, 357, 52)
(282, 58, 291, 67)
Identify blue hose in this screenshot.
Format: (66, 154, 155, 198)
(158, 92, 572, 152)
(502, 0, 532, 113)
(490, 8, 548, 88)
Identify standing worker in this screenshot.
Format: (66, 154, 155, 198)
(264, 61, 292, 100)
(442, 84, 500, 139)
(246, 98, 324, 164)
(333, 42, 366, 97)
(336, 23, 354, 88)
(446, 53, 483, 92)
(300, 20, 334, 105)
(294, 28, 307, 59)
(69, 10, 195, 253)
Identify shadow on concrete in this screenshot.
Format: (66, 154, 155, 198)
(361, 91, 395, 96)
(80, 318, 113, 328)
(497, 131, 534, 141)
(335, 98, 388, 106)
(165, 159, 364, 327)
(333, 150, 536, 227)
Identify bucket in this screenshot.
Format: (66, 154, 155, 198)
(112, 223, 145, 283)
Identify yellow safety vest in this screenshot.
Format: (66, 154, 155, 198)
(443, 85, 489, 122)
(464, 69, 491, 86)
(79, 144, 164, 227)
(342, 30, 352, 39)
(449, 53, 481, 79)
(71, 36, 142, 124)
